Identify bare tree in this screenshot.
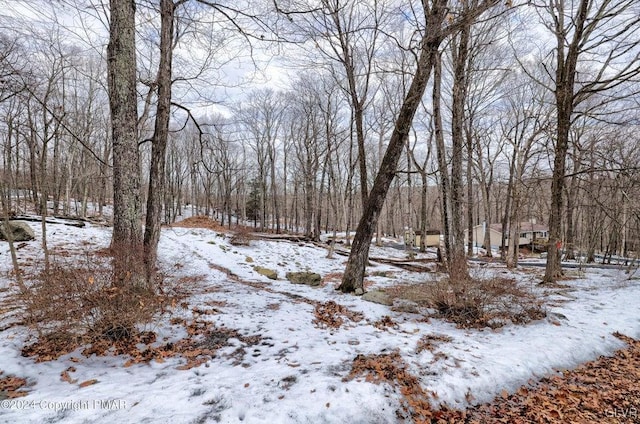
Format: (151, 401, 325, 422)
(521, 0, 640, 283)
(499, 78, 550, 267)
(236, 88, 286, 232)
(0, 36, 27, 290)
(339, 0, 500, 293)
(108, 0, 144, 283)
(290, 0, 386, 206)
(143, 0, 183, 282)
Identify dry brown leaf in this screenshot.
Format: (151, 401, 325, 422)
(79, 379, 98, 388)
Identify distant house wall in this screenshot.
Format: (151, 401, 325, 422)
(469, 225, 503, 249)
(467, 223, 549, 250)
(404, 230, 441, 248)
(518, 230, 549, 249)
(417, 233, 440, 247)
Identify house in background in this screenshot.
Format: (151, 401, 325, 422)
(404, 229, 441, 248)
(468, 221, 549, 251)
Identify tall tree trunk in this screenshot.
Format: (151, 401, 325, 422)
(564, 157, 580, 260)
(501, 147, 517, 260)
(109, 0, 143, 284)
(269, 147, 280, 234)
(506, 184, 520, 268)
(543, 0, 589, 283)
(433, 51, 452, 263)
(475, 144, 493, 257)
(466, 128, 474, 257)
(144, 0, 175, 283)
(1, 124, 26, 291)
(419, 172, 428, 252)
(338, 1, 445, 292)
(449, 19, 471, 281)
(354, 104, 368, 206)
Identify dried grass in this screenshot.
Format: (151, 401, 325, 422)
(388, 277, 545, 329)
(17, 250, 184, 362)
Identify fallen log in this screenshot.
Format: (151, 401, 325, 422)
(11, 215, 85, 228)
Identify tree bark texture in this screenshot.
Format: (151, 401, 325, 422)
(433, 51, 452, 262)
(544, 0, 588, 283)
(108, 0, 143, 283)
(144, 0, 175, 283)
(449, 19, 471, 281)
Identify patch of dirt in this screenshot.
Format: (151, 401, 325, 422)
(437, 333, 640, 423)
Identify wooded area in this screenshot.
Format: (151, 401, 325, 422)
(0, 0, 639, 288)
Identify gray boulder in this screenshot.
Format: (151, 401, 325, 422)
(286, 272, 322, 287)
(362, 289, 393, 306)
(0, 221, 35, 242)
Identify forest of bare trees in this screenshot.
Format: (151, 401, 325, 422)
(1, 0, 639, 288)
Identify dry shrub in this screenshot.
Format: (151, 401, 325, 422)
(389, 277, 545, 329)
(229, 225, 254, 246)
(18, 252, 180, 361)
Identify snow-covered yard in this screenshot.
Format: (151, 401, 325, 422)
(0, 220, 639, 423)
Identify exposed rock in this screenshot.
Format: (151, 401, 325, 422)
(362, 290, 393, 306)
(548, 312, 568, 321)
(254, 266, 277, 280)
(354, 288, 365, 296)
(286, 272, 322, 286)
(245, 256, 254, 263)
(0, 221, 35, 242)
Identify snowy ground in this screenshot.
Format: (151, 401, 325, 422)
(0, 221, 639, 423)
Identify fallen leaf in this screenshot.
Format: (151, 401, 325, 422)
(79, 379, 98, 388)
